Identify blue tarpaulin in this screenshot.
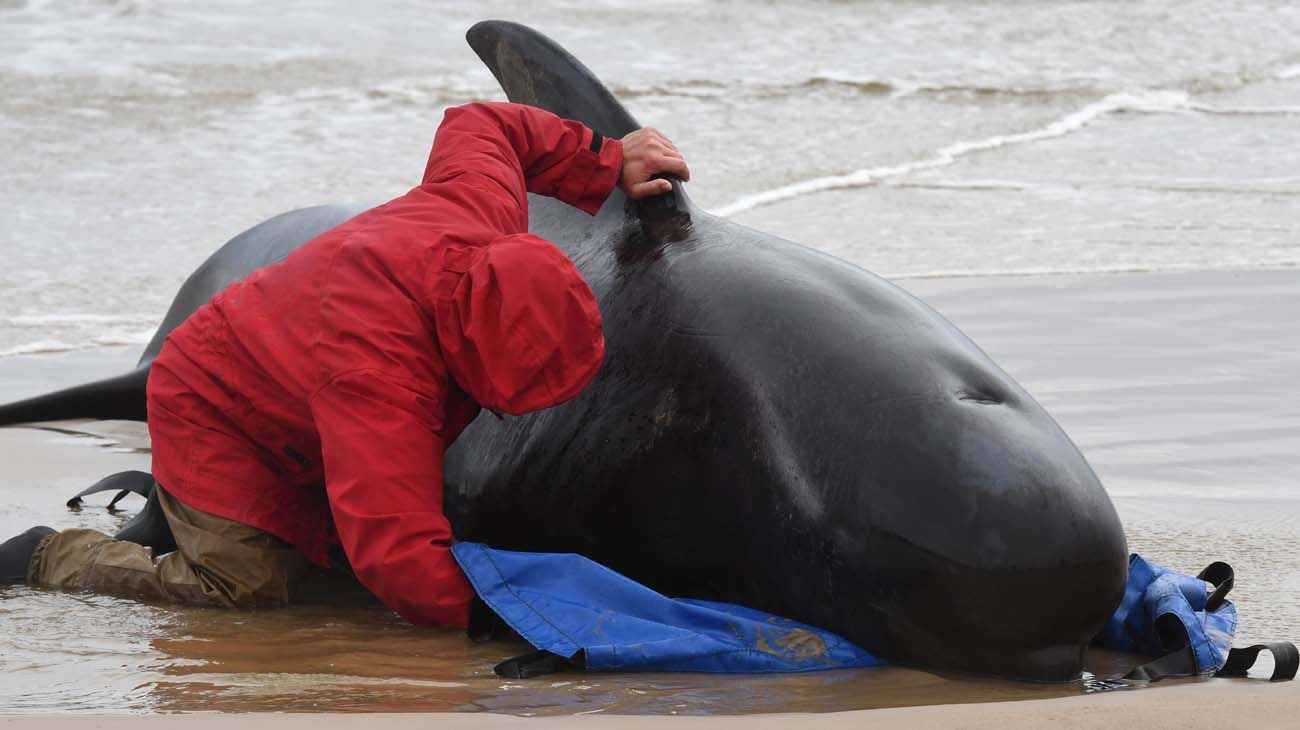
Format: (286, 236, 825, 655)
(1094, 553, 1237, 675)
(451, 542, 885, 673)
(453, 543, 1269, 677)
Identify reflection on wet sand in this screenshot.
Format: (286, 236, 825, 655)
(0, 573, 1149, 716)
(131, 571, 1144, 715)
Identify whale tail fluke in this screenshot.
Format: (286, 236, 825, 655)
(0, 367, 149, 426)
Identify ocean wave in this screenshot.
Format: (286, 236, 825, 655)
(0, 321, 156, 358)
(92, 328, 156, 347)
(615, 56, 1300, 107)
(610, 75, 1106, 101)
(890, 177, 1300, 196)
(1187, 102, 1300, 116)
(0, 337, 150, 358)
(888, 179, 1034, 192)
(886, 261, 1297, 281)
(0, 339, 89, 357)
(4, 313, 160, 327)
(711, 89, 1191, 217)
(804, 73, 1107, 100)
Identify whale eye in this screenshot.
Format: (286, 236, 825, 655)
(957, 389, 1005, 406)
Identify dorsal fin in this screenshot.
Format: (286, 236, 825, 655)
(466, 20, 640, 138)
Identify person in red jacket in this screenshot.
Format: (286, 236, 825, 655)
(0, 102, 690, 628)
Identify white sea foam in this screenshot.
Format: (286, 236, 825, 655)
(5, 313, 160, 327)
(888, 178, 1034, 191)
(1277, 64, 1300, 80)
(711, 90, 1192, 217)
(1188, 102, 1300, 116)
(0, 329, 153, 358)
(885, 261, 1297, 281)
(614, 73, 1110, 101)
(91, 328, 157, 347)
(0, 340, 87, 358)
(0, 315, 158, 358)
(893, 176, 1300, 195)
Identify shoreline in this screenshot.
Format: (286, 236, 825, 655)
(2, 266, 1296, 362)
(2, 680, 1298, 729)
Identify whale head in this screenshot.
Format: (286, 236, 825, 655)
(512, 211, 1128, 681)
(447, 20, 1130, 681)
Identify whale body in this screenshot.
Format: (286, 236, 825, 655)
(0, 21, 1127, 680)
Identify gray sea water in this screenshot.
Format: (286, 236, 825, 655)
(2, 0, 1299, 355)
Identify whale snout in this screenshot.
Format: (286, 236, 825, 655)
(824, 389, 1128, 680)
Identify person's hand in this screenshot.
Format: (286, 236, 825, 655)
(618, 127, 690, 199)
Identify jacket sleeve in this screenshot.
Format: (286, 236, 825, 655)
(421, 101, 623, 218)
(309, 369, 475, 628)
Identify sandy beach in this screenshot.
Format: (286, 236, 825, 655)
(1, 268, 1296, 723)
(4, 680, 1300, 729)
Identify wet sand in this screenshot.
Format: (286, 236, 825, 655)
(4, 680, 1300, 728)
(1, 269, 1297, 720)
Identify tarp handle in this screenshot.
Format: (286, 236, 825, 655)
(1217, 643, 1300, 682)
(1125, 561, 1296, 682)
(1198, 561, 1234, 612)
(1125, 643, 1198, 682)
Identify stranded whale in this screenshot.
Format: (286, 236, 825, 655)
(0, 21, 1127, 680)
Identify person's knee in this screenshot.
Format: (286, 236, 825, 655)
(243, 551, 312, 608)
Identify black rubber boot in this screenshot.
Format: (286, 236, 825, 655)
(0, 526, 56, 584)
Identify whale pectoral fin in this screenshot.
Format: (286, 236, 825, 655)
(107, 489, 133, 512)
(64, 471, 175, 553)
(466, 20, 640, 139)
(66, 470, 156, 509)
(112, 487, 178, 555)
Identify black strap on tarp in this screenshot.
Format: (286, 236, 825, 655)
(468, 597, 584, 678)
(1198, 561, 1234, 612)
(1124, 561, 1297, 682)
(1125, 611, 1201, 682)
(494, 649, 586, 679)
(1126, 644, 1199, 682)
(466, 595, 583, 679)
(1217, 643, 1300, 681)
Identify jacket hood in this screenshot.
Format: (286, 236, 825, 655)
(432, 234, 606, 415)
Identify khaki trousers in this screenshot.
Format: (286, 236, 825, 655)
(28, 486, 311, 609)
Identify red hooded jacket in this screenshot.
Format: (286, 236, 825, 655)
(146, 102, 623, 627)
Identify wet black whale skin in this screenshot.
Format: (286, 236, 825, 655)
(0, 21, 1126, 680)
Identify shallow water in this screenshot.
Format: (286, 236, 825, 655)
(0, 414, 1131, 716)
(0, 407, 1137, 716)
(1, 576, 1143, 715)
(1, 1, 1299, 354)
